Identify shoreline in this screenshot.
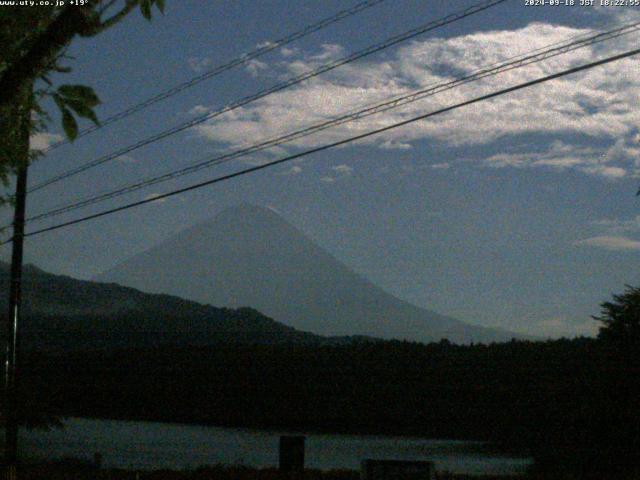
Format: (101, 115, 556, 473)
(55, 414, 526, 455)
(17, 417, 532, 476)
(19, 459, 527, 480)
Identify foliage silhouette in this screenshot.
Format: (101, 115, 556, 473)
(0, 0, 165, 201)
(594, 284, 640, 347)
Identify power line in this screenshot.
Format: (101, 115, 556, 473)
(41, 0, 390, 152)
(31, 0, 506, 191)
(24, 20, 640, 224)
(8, 45, 639, 244)
(28, 22, 636, 221)
(27, 0, 508, 194)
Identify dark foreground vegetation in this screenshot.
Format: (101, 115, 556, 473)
(20, 461, 359, 480)
(21, 340, 638, 477)
(8, 460, 602, 480)
(14, 286, 640, 479)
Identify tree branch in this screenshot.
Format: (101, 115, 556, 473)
(95, 0, 138, 33)
(0, 0, 143, 111)
(97, 0, 119, 16)
(0, 5, 96, 110)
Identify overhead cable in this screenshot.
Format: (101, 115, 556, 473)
(8, 45, 639, 243)
(28, 0, 508, 193)
(25, 20, 640, 223)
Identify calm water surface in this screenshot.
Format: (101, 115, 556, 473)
(19, 417, 531, 475)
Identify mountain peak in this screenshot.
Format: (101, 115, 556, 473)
(97, 206, 519, 344)
(206, 204, 289, 226)
(220, 203, 280, 216)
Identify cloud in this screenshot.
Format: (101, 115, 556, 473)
(256, 41, 276, 49)
(479, 139, 638, 179)
(193, 22, 640, 178)
(320, 164, 353, 183)
(280, 47, 298, 57)
(380, 140, 413, 150)
(279, 165, 302, 176)
(590, 3, 640, 24)
(592, 215, 640, 233)
(574, 235, 640, 251)
(309, 44, 344, 62)
(245, 59, 268, 78)
(581, 165, 627, 179)
(601, 137, 640, 164)
(430, 162, 450, 170)
(187, 57, 213, 73)
(30, 132, 63, 150)
(114, 154, 137, 163)
(189, 105, 210, 116)
(578, 216, 640, 251)
(332, 164, 353, 175)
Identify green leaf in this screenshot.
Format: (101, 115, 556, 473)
(140, 0, 152, 20)
(61, 108, 78, 141)
(52, 93, 64, 111)
(64, 99, 99, 126)
(58, 84, 100, 108)
(155, 0, 165, 14)
(52, 65, 72, 73)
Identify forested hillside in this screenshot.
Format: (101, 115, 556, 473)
(21, 334, 639, 477)
(0, 262, 326, 350)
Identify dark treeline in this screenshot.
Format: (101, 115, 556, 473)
(21, 332, 639, 478)
(12, 284, 640, 478)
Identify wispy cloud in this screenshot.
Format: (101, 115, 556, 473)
(479, 138, 640, 179)
(581, 165, 627, 179)
(280, 47, 298, 58)
(189, 105, 210, 116)
(279, 161, 358, 184)
(320, 164, 354, 183)
(430, 162, 450, 170)
(308, 43, 344, 63)
(256, 40, 276, 49)
(592, 215, 640, 233)
(380, 140, 412, 150)
(245, 59, 268, 78)
(576, 213, 640, 251)
(574, 235, 640, 251)
(278, 165, 303, 176)
(187, 57, 213, 73)
(193, 21, 640, 180)
(332, 164, 353, 175)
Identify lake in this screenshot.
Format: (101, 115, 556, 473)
(18, 417, 531, 475)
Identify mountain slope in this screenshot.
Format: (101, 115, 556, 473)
(0, 262, 326, 351)
(97, 204, 516, 344)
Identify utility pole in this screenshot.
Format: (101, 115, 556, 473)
(3, 82, 31, 480)
(3, 166, 27, 480)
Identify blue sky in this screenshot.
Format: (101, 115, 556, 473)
(4, 0, 640, 338)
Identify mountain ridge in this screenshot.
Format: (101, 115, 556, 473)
(97, 204, 518, 344)
(0, 260, 356, 351)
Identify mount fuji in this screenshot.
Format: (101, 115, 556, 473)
(96, 204, 517, 344)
